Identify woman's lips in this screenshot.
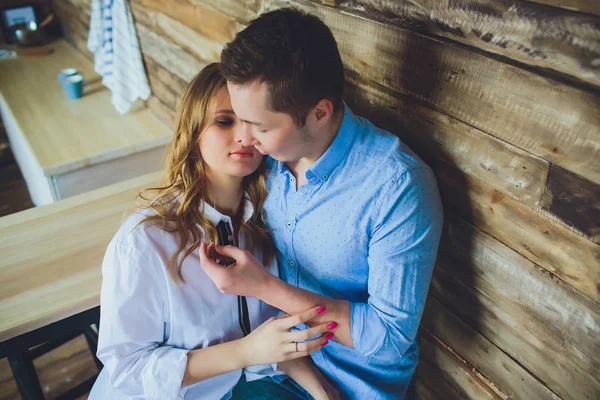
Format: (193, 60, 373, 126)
(230, 150, 255, 158)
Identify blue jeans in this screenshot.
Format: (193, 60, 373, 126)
(229, 374, 312, 400)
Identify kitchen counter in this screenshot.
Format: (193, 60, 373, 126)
(0, 39, 172, 205)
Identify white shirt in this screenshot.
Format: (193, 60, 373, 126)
(88, 198, 282, 400)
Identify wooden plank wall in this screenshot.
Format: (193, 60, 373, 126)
(51, 0, 600, 399)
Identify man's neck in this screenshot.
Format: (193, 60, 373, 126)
(287, 107, 344, 187)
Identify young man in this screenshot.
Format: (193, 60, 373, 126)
(200, 8, 443, 400)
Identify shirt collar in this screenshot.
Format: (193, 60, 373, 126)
(201, 194, 254, 226)
(272, 103, 359, 181)
(308, 103, 359, 182)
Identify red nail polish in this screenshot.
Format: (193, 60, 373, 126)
(316, 306, 326, 314)
(326, 333, 334, 340)
(327, 322, 338, 330)
(321, 341, 329, 347)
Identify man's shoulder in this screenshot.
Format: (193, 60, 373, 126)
(350, 114, 430, 181)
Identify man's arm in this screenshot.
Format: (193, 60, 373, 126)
(258, 276, 353, 348)
(199, 242, 353, 347)
(199, 167, 443, 359)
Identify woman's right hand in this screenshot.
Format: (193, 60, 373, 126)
(239, 305, 337, 367)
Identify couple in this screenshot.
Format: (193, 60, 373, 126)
(89, 8, 443, 400)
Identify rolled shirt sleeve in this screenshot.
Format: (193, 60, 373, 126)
(97, 240, 189, 399)
(350, 167, 443, 361)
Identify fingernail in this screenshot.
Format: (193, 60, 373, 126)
(321, 341, 329, 347)
(327, 322, 338, 330)
(316, 306, 326, 314)
(326, 333, 334, 340)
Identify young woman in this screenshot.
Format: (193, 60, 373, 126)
(88, 63, 339, 400)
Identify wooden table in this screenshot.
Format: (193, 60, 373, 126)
(0, 39, 171, 205)
(0, 171, 161, 398)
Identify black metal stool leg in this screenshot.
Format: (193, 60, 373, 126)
(8, 351, 45, 400)
(84, 325, 103, 371)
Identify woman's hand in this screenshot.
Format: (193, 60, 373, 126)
(199, 242, 273, 297)
(239, 305, 337, 367)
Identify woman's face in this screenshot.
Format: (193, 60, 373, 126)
(199, 86, 263, 181)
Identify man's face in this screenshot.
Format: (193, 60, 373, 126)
(227, 80, 313, 162)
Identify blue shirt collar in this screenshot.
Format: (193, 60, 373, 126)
(308, 103, 359, 182)
(275, 103, 359, 182)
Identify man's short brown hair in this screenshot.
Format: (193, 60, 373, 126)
(221, 8, 344, 126)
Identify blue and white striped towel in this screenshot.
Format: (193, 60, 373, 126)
(87, 0, 151, 114)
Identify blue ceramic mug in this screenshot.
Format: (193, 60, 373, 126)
(57, 68, 78, 82)
(62, 74, 90, 99)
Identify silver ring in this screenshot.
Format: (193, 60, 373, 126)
(295, 341, 299, 352)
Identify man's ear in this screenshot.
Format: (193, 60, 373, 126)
(313, 99, 334, 127)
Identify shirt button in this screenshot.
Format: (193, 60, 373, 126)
(289, 261, 295, 267)
(286, 222, 292, 227)
(323, 175, 328, 179)
(290, 177, 295, 182)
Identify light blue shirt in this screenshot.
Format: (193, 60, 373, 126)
(265, 105, 443, 400)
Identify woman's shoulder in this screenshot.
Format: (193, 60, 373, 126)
(111, 207, 175, 256)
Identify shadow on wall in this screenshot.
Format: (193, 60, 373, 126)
(343, 37, 480, 398)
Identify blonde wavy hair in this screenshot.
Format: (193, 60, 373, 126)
(136, 63, 274, 284)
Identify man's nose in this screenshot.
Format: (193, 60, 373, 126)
(239, 122, 256, 147)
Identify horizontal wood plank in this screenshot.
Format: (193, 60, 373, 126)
(143, 54, 188, 110)
(188, 0, 263, 24)
(524, 0, 600, 16)
(267, 0, 600, 184)
(130, 2, 224, 64)
(147, 95, 177, 128)
(435, 166, 600, 303)
(344, 71, 550, 206)
(432, 214, 600, 400)
(541, 164, 600, 244)
(332, 0, 600, 87)
(416, 329, 503, 400)
(132, 0, 237, 43)
(422, 296, 560, 400)
(135, 23, 207, 82)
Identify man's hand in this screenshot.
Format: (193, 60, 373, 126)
(198, 242, 274, 297)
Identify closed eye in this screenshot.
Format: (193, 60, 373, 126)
(216, 118, 234, 126)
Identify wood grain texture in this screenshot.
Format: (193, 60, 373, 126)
(331, 0, 600, 87)
(187, 0, 263, 24)
(415, 329, 504, 400)
(422, 296, 560, 400)
(60, 23, 94, 61)
(437, 166, 600, 303)
(147, 95, 177, 128)
(267, 0, 600, 184)
(132, 0, 238, 44)
(52, 0, 91, 42)
(525, 0, 600, 16)
(344, 72, 550, 206)
(0, 172, 161, 341)
(0, 40, 171, 176)
(130, 2, 224, 64)
(144, 54, 188, 110)
(432, 214, 600, 400)
(541, 164, 600, 244)
(135, 23, 207, 83)
(0, 335, 96, 400)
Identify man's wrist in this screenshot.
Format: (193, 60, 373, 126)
(256, 272, 283, 304)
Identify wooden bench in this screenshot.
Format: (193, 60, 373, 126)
(0, 171, 161, 399)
